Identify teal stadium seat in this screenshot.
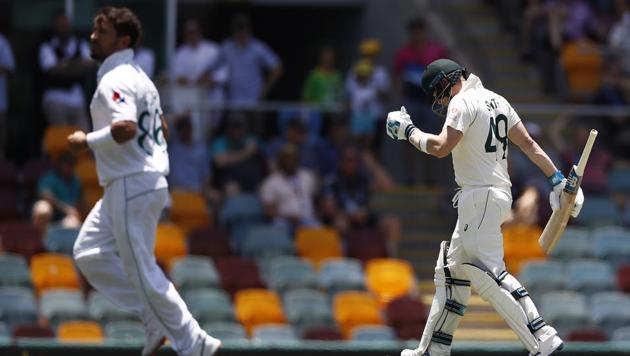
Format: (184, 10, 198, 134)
(590, 291, 630, 336)
(0, 253, 32, 288)
(318, 258, 365, 295)
(351, 325, 396, 342)
(607, 168, 630, 193)
(88, 291, 137, 323)
(184, 289, 236, 324)
(284, 289, 334, 335)
(0, 322, 9, 343)
(170, 256, 220, 292)
(519, 260, 565, 298)
(0, 286, 38, 328)
(541, 291, 590, 337)
(241, 225, 294, 259)
(574, 197, 622, 226)
(44, 226, 79, 255)
(612, 326, 630, 341)
(104, 320, 145, 343)
(549, 227, 591, 260)
(592, 226, 630, 266)
(268, 257, 318, 293)
(566, 260, 616, 294)
(202, 321, 248, 341)
(252, 324, 298, 342)
(39, 288, 89, 328)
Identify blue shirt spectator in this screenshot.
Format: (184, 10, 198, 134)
(168, 117, 211, 192)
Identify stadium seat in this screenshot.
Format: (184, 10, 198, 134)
(184, 289, 236, 324)
(267, 256, 318, 293)
(220, 193, 264, 226)
(0, 322, 8, 342)
(43, 125, 81, 161)
(40, 288, 89, 327)
(74, 159, 99, 187)
(57, 320, 104, 343)
(560, 40, 602, 96)
(541, 291, 590, 336)
(518, 260, 565, 299)
(202, 322, 248, 341)
(503, 224, 546, 274)
(169, 190, 210, 233)
(592, 226, 630, 266)
(574, 197, 622, 226)
(295, 227, 343, 266)
(612, 326, 630, 341)
(346, 228, 388, 262)
(104, 320, 145, 343)
(302, 326, 343, 341)
(240, 225, 294, 259)
(12, 323, 54, 339)
(44, 226, 80, 255)
(284, 289, 334, 334)
(0, 222, 44, 261)
(0, 287, 38, 328)
(0, 190, 20, 219)
(252, 324, 298, 342)
(30, 253, 80, 294)
(549, 227, 591, 260)
(235, 289, 286, 334)
(365, 258, 415, 304)
(351, 325, 396, 341)
(617, 264, 630, 293)
(567, 327, 608, 342)
(565, 260, 616, 294)
(0, 253, 32, 288)
(333, 291, 383, 339)
(169, 255, 220, 292)
(87, 291, 137, 323)
(590, 291, 630, 335)
(187, 227, 232, 259)
(155, 223, 187, 268)
(318, 258, 365, 294)
(608, 167, 630, 193)
(386, 296, 427, 341)
(215, 257, 265, 296)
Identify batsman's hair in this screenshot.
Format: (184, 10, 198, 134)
(95, 6, 142, 48)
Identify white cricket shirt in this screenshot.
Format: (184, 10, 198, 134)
(444, 74, 521, 188)
(90, 49, 169, 187)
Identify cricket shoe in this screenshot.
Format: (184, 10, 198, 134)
(529, 335, 564, 356)
(189, 333, 222, 356)
(141, 328, 165, 356)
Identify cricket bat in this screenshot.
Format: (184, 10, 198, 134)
(538, 129, 598, 254)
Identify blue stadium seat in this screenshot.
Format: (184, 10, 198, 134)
(241, 225, 294, 259)
(0, 253, 32, 288)
(591, 226, 630, 266)
(39, 288, 89, 328)
(0, 322, 8, 343)
(220, 193, 263, 226)
(170, 256, 220, 292)
(590, 291, 630, 336)
(549, 227, 591, 260)
(0, 286, 38, 328)
(87, 291, 137, 323)
(267, 257, 318, 293)
(104, 320, 145, 343)
(565, 260, 616, 294)
(612, 326, 630, 341)
(202, 321, 248, 341)
(318, 258, 365, 295)
(44, 226, 80, 255)
(519, 260, 565, 299)
(184, 289, 236, 324)
(351, 325, 396, 341)
(541, 291, 590, 337)
(574, 197, 622, 226)
(607, 168, 630, 193)
(252, 324, 298, 342)
(284, 289, 334, 335)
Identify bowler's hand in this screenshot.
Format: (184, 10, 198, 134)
(67, 130, 89, 155)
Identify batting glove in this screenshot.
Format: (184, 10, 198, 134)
(386, 106, 416, 141)
(548, 171, 585, 218)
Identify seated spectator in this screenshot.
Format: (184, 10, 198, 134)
(32, 152, 82, 231)
(39, 12, 93, 130)
(347, 38, 390, 102)
(0, 32, 14, 159)
(211, 113, 267, 194)
(167, 116, 213, 195)
(321, 146, 400, 256)
(608, 2, 630, 75)
(222, 14, 282, 103)
(267, 118, 322, 174)
(260, 144, 320, 230)
(346, 59, 381, 147)
(302, 45, 343, 107)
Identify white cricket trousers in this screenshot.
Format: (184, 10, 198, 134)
(73, 172, 204, 355)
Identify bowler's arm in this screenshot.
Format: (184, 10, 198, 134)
(408, 125, 463, 158)
(508, 121, 557, 177)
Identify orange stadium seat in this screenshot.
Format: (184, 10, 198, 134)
(155, 223, 187, 268)
(74, 159, 103, 211)
(43, 125, 81, 161)
(234, 288, 286, 334)
(295, 227, 343, 267)
(333, 291, 383, 339)
(169, 190, 210, 233)
(560, 40, 602, 96)
(30, 253, 79, 295)
(365, 258, 415, 304)
(57, 320, 104, 343)
(503, 224, 546, 274)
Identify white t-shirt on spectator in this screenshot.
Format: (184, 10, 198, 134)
(0, 34, 15, 112)
(260, 169, 318, 226)
(171, 40, 227, 103)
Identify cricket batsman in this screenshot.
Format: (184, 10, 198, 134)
(386, 59, 584, 356)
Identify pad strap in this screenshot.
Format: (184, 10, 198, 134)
(431, 331, 453, 346)
(445, 299, 467, 316)
(527, 317, 546, 334)
(511, 287, 530, 300)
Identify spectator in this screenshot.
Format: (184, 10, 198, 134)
(134, 40, 155, 79)
(346, 59, 381, 147)
(348, 38, 391, 98)
(39, 12, 93, 130)
(302, 45, 343, 106)
(222, 14, 282, 103)
(608, 1, 630, 74)
(260, 143, 319, 230)
(167, 116, 212, 194)
(211, 112, 267, 194)
(267, 117, 322, 173)
(321, 146, 400, 256)
(32, 152, 82, 231)
(0, 32, 14, 159)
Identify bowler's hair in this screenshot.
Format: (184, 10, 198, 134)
(94, 6, 142, 48)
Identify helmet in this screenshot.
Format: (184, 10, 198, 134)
(421, 59, 468, 116)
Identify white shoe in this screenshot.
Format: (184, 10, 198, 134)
(189, 334, 222, 356)
(141, 328, 165, 356)
(530, 335, 564, 356)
